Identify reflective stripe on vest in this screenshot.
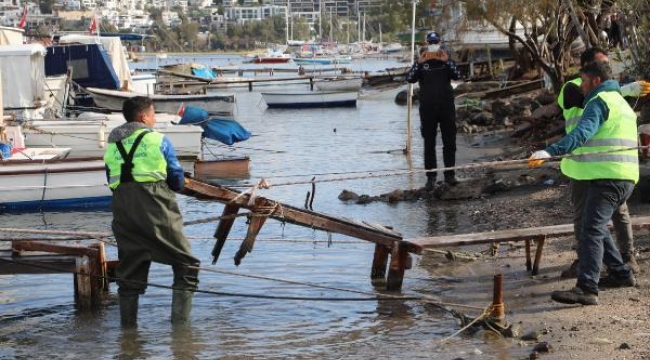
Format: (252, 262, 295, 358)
(104, 129, 168, 189)
(558, 78, 583, 134)
(559, 90, 639, 183)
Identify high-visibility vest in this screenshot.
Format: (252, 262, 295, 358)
(559, 91, 639, 183)
(558, 77, 584, 133)
(104, 129, 168, 189)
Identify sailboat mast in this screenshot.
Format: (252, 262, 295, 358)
(362, 13, 366, 43)
(318, 0, 322, 42)
(285, 6, 288, 44)
(329, 8, 333, 42)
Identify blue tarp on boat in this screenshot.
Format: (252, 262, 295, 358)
(192, 67, 217, 79)
(179, 105, 251, 145)
(45, 43, 120, 90)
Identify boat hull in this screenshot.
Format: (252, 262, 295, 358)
(261, 91, 358, 109)
(0, 157, 111, 212)
(314, 78, 363, 92)
(86, 87, 236, 116)
(194, 156, 250, 179)
(24, 115, 203, 159)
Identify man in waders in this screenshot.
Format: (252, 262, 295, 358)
(529, 61, 638, 305)
(556, 47, 649, 277)
(406, 31, 462, 190)
(104, 96, 200, 327)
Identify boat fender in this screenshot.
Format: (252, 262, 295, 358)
(98, 123, 107, 148)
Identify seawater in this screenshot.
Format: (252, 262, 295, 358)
(0, 55, 516, 359)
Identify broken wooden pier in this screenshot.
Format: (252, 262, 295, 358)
(183, 178, 422, 291)
(0, 240, 111, 309)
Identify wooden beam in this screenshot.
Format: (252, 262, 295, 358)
(211, 204, 241, 264)
(184, 179, 409, 250)
(370, 244, 390, 287)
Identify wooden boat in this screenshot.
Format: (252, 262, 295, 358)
(194, 155, 250, 180)
(0, 148, 110, 212)
(23, 113, 204, 159)
(261, 91, 358, 108)
(85, 87, 236, 116)
(314, 77, 363, 92)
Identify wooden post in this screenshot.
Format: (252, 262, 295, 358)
(234, 212, 268, 266)
(491, 274, 505, 323)
(248, 80, 253, 92)
(310, 77, 314, 91)
(88, 242, 108, 302)
(75, 256, 92, 309)
(386, 242, 408, 291)
(525, 239, 532, 271)
(370, 243, 390, 287)
(532, 236, 546, 275)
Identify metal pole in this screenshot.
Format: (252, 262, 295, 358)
(405, 0, 418, 155)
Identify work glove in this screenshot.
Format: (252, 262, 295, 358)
(528, 150, 551, 168)
(620, 80, 650, 98)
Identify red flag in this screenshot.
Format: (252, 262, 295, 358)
(18, 3, 27, 29)
(88, 17, 97, 34)
(177, 103, 185, 117)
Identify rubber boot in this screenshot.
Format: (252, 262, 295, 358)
(171, 290, 194, 327)
(120, 294, 139, 329)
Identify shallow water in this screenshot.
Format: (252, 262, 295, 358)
(0, 56, 520, 359)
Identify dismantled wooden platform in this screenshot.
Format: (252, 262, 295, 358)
(0, 241, 110, 309)
(409, 216, 650, 275)
(183, 178, 422, 290)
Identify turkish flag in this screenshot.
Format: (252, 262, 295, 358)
(88, 17, 97, 34)
(177, 103, 186, 117)
(18, 3, 27, 29)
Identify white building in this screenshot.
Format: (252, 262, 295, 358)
(225, 5, 287, 24)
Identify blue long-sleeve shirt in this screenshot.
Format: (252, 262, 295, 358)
(545, 80, 618, 156)
(161, 135, 185, 191)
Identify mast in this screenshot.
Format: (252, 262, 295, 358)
(328, 7, 333, 43)
(362, 13, 366, 43)
(318, 0, 322, 42)
(285, 6, 289, 44)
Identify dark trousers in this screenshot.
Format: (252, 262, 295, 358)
(577, 180, 634, 294)
(419, 102, 457, 179)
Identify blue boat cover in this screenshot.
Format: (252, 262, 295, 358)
(179, 105, 251, 145)
(45, 43, 120, 90)
(191, 67, 217, 79)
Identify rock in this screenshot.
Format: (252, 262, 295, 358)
(356, 194, 372, 204)
(619, 343, 632, 350)
(533, 341, 553, 353)
(521, 330, 544, 341)
(531, 103, 561, 120)
(338, 190, 359, 201)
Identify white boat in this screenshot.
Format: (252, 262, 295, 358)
(314, 77, 363, 92)
(85, 87, 236, 116)
(261, 91, 358, 108)
(23, 113, 204, 159)
(0, 148, 110, 212)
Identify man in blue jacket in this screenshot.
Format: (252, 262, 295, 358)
(104, 96, 200, 327)
(529, 61, 638, 305)
(406, 31, 462, 189)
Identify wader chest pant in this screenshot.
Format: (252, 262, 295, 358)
(110, 133, 199, 296)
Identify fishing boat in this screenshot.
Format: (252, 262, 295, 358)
(252, 53, 292, 64)
(261, 91, 358, 108)
(85, 87, 236, 116)
(0, 147, 110, 212)
(314, 77, 363, 92)
(22, 113, 204, 159)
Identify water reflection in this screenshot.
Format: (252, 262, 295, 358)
(426, 204, 460, 235)
(118, 329, 145, 360)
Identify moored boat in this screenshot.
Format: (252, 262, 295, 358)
(261, 91, 358, 108)
(314, 77, 363, 92)
(85, 87, 236, 116)
(0, 148, 110, 212)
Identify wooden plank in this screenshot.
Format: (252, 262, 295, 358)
(481, 79, 544, 100)
(184, 179, 408, 249)
(12, 241, 99, 257)
(410, 216, 650, 248)
(211, 204, 240, 264)
(75, 256, 92, 309)
(0, 256, 77, 274)
(234, 211, 267, 266)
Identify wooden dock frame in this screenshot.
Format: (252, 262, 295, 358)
(183, 178, 423, 291)
(0, 241, 111, 309)
(409, 216, 650, 276)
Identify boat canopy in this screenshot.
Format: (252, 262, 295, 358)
(57, 35, 132, 90)
(0, 26, 24, 45)
(0, 44, 46, 109)
(45, 43, 120, 90)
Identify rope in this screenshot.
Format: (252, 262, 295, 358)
(232, 145, 650, 189)
(438, 304, 494, 344)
